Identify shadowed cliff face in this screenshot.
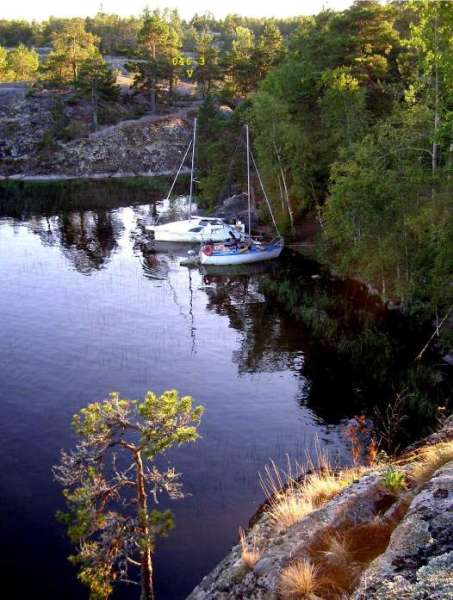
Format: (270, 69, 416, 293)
(0, 91, 195, 177)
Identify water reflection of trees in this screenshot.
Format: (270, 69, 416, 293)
(201, 266, 452, 440)
(202, 273, 304, 374)
(28, 209, 124, 274)
(200, 270, 395, 424)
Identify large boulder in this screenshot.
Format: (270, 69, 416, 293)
(213, 193, 258, 227)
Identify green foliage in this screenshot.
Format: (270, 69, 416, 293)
(37, 129, 58, 153)
(60, 120, 90, 140)
(131, 9, 182, 110)
(0, 45, 6, 77)
(77, 56, 119, 101)
(247, 0, 452, 320)
(0, 19, 38, 46)
(85, 13, 142, 55)
(323, 104, 452, 311)
(194, 30, 221, 97)
(44, 19, 100, 84)
(137, 389, 204, 458)
(55, 389, 203, 600)
(2, 43, 39, 81)
(223, 22, 284, 96)
(76, 55, 120, 130)
(196, 96, 249, 208)
(380, 466, 406, 492)
(74, 549, 114, 600)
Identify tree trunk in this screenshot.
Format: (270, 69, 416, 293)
(279, 165, 295, 233)
(273, 141, 295, 233)
(71, 37, 77, 83)
(135, 451, 154, 600)
(91, 87, 98, 132)
(432, 8, 439, 176)
(277, 173, 285, 210)
(168, 73, 174, 106)
(149, 41, 157, 113)
(432, 66, 439, 175)
(150, 86, 156, 113)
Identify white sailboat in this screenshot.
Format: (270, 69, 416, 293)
(147, 216, 244, 243)
(199, 124, 284, 266)
(146, 118, 244, 243)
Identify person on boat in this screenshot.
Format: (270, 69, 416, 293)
(226, 230, 241, 249)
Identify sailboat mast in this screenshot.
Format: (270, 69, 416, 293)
(246, 124, 251, 237)
(188, 117, 197, 219)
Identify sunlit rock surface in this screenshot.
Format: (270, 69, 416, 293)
(351, 461, 453, 600)
(0, 92, 195, 178)
(187, 422, 453, 599)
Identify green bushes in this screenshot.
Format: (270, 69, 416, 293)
(0, 43, 39, 81)
(380, 466, 406, 493)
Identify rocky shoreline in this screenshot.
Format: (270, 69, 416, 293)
(188, 421, 453, 599)
(0, 90, 197, 179)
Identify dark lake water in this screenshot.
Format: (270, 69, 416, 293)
(0, 198, 447, 600)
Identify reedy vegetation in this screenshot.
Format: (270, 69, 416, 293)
(260, 452, 367, 531)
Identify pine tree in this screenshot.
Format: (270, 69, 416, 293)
(45, 19, 100, 84)
(76, 56, 120, 130)
(226, 26, 256, 95)
(54, 390, 203, 600)
(194, 30, 221, 97)
(135, 10, 172, 111)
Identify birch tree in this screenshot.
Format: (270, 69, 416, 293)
(405, 0, 453, 174)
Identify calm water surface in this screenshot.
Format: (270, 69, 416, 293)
(0, 203, 350, 600)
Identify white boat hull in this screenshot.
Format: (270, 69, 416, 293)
(146, 218, 243, 243)
(149, 229, 232, 242)
(200, 241, 284, 266)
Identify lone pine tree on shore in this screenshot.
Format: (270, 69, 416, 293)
(54, 390, 203, 600)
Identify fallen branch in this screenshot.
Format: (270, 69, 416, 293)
(415, 305, 452, 361)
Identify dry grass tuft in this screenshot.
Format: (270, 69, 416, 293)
(409, 440, 453, 487)
(260, 454, 368, 531)
(260, 459, 314, 529)
(279, 559, 321, 600)
(303, 473, 348, 507)
(274, 438, 453, 599)
(319, 532, 351, 568)
(269, 494, 314, 529)
(342, 518, 395, 564)
(299, 518, 397, 597)
(239, 528, 260, 569)
(307, 528, 358, 594)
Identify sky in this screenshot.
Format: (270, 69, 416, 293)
(1, 0, 354, 21)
